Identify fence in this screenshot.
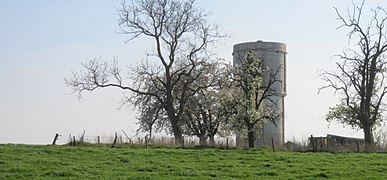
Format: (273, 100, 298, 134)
(56, 132, 235, 148)
(52, 132, 387, 152)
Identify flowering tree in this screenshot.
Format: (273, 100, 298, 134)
(228, 51, 281, 148)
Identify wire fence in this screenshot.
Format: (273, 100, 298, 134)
(56, 131, 236, 148)
(51, 131, 387, 152)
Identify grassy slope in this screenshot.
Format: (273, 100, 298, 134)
(0, 144, 386, 179)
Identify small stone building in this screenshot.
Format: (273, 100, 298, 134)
(309, 134, 364, 151)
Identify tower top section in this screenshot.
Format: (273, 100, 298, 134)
(233, 41, 287, 55)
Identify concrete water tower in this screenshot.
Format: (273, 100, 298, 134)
(233, 41, 287, 147)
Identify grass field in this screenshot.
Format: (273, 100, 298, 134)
(0, 144, 386, 179)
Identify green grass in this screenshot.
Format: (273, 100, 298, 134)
(0, 144, 386, 179)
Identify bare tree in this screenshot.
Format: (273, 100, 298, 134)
(320, 1, 387, 151)
(229, 51, 281, 148)
(65, 0, 226, 144)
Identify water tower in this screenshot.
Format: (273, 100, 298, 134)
(233, 41, 287, 147)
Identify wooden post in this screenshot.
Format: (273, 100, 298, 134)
(111, 133, 118, 148)
(357, 140, 360, 153)
(226, 137, 229, 149)
(80, 130, 85, 142)
(73, 136, 76, 146)
(271, 138, 275, 152)
(182, 136, 184, 149)
(145, 135, 148, 149)
(52, 133, 59, 145)
(310, 135, 315, 152)
(97, 136, 100, 144)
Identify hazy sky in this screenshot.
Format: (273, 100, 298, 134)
(1, 0, 386, 144)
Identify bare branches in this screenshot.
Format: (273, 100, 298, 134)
(66, 0, 228, 144)
(65, 57, 163, 102)
(321, 1, 387, 149)
(65, 58, 127, 98)
(118, 0, 227, 67)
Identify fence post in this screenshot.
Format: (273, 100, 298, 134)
(357, 140, 360, 153)
(52, 133, 59, 145)
(80, 130, 85, 142)
(271, 138, 275, 152)
(72, 136, 76, 146)
(111, 133, 118, 148)
(145, 135, 148, 149)
(226, 137, 229, 149)
(310, 135, 315, 152)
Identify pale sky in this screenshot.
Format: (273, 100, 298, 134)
(1, 0, 386, 144)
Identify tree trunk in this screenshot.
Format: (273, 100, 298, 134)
(364, 125, 374, 152)
(199, 134, 207, 146)
(172, 126, 183, 145)
(148, 127, 152, 142)
(208, 135, 215, 146)
(165, 106, 183, 145)
(248, 130, 255, 148)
